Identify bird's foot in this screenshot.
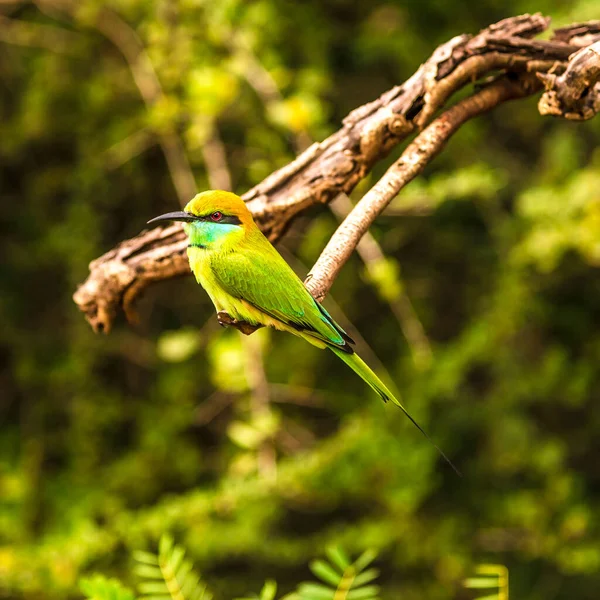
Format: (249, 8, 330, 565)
(216, 311, 261, 335)
(216, 311, 235, 327)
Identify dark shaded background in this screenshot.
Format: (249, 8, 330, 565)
(1, 0, 600, 598)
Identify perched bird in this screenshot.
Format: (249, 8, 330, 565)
(149, 190, 458, 474)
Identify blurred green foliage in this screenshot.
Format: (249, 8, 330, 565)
(1, 0, 600, 599)
(79, 539, 380, 600)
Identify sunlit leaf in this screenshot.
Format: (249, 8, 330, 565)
(80, 575, 136, 600)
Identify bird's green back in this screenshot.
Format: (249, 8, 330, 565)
(209, 228, 354, 352)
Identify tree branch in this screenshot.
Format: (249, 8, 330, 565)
(304, 75, 539, 301)
(72, 14, 600, 333)
(538, 40, 600, 120)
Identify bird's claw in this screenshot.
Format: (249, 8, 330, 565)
(217, 310, 235, 327)
(216, 311, 261, 336)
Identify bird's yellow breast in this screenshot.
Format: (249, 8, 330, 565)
(187, 247, 224, 309)
(187, 247, 272, 321)
(186, 245, 327, 349)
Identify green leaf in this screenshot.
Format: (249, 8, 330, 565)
(133, 565, 163, 580)
(169, 546, 186, 575)
(159, 534, 173, 557)
(138, 582, 169, 595)
(464, 577, 498, 589)
(133, 551, 160, 566)
(352, 550, 378, 574)
(180, 572, 200, 597)
(309, 559, 342, 586)
(325, 547, 350, 571)
(351, 569, 379, 588)
(174, 560, 193, 585)
(346, 585, 380, 600)
(80, 575, 136, 600)
(296, 582, 335, 600)
(259, 580, 277, 600)
(475, 564, 506, 575)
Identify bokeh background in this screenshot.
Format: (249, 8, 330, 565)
(2, 0, 600, 598)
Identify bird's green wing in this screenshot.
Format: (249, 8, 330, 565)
(210, 246, 354, 352)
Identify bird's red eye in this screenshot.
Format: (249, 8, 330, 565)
(210, 211, 223, 222)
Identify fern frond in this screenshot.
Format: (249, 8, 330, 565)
(80, 574, 136, 600)
(286, 547, 380, 600)
(464, 564, 509, 600)
(134, 534, 213, 600)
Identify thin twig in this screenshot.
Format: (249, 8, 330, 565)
(329, 194, 433, 368)
(268, 383, 324, 406)
(201, 127, 233, 192)
(276, 420, 316, 454)
(0, 13, 81, 52)
(242, 333, 277, 480)
(194, 391, 235, 426)
(304, 75, 540, 302)
(103, 128, 156, 171)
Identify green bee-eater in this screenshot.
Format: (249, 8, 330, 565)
(149, 190, 457, 473)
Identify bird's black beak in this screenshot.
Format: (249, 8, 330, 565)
(147, 211, 197, 225)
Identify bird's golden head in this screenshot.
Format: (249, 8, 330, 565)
(184, 190, 254, 229)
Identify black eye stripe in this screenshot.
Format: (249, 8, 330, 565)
(197, 214, 242, 225)
(222, 215, 242, 225)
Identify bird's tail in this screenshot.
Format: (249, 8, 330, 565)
(331, 348, 460, 476)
